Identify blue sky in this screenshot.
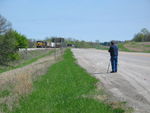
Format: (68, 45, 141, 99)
(0, 0, 150, 42)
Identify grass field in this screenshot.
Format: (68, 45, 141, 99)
(0, 49, 54, 73)
(10, 49, 124, 113)
(96, 45, 109, 50)
(118, 42, 150, 53)
(0, 49, 57, 113)
(97, 42, 150, 53)
(14, 50, 54, 68)
(118, 43, 132, 52)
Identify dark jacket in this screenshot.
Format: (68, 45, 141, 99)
(108, 45, 118, 56)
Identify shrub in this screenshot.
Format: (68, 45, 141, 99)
(0, 30, 19, 65)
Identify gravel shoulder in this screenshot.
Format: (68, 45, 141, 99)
(72, 48, 150, 113)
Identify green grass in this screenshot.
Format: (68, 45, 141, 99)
(118, 43, 133, 52)
(0, 50, 54, 73)
(11, 49, 124, 113)
(0, 90, 10, 112)
(14, 50, 54, 68)
(118, 42, 150, 53)
(0, 90, 10, 98)
(96, 45, 109, 50)
(0, 69, 4, 73)
(143, 45, 150, 47)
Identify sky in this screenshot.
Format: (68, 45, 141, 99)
(0, 0, 150, 42)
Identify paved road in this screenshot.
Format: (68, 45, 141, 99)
(72, 48, 150, 113)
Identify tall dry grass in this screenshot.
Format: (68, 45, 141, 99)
(14, 72, 32, 95)
(0, 50, 63, 113)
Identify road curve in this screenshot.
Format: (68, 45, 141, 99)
(72, 48, 150, 113)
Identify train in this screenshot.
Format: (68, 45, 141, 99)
(36, 38, 65, 48)
(36, 41, 49, 48)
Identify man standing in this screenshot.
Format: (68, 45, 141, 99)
(108, 41, 118, 73)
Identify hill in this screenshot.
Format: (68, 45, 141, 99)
(118, 42, 150, 53)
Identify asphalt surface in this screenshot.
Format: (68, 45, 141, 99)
(72, 48, 150, 113)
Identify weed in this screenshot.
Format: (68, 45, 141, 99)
(0, 90, 10, 98)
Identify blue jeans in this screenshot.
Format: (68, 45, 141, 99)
(111, 56, 118, 72)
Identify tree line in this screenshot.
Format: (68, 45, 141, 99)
(43, 37, 100, 48)
(132, 28, 150, 42)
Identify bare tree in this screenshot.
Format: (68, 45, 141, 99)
(0, 15, 12, 35)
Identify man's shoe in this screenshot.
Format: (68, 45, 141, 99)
(110, 71, 115, 73)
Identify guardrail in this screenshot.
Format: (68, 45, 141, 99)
(19, 48, 52, 52)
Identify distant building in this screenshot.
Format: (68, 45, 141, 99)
(51, 38, 65, 48)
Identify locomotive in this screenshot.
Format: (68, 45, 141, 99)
(36, 41, 48, 48)
(36, 38, 65, 48)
